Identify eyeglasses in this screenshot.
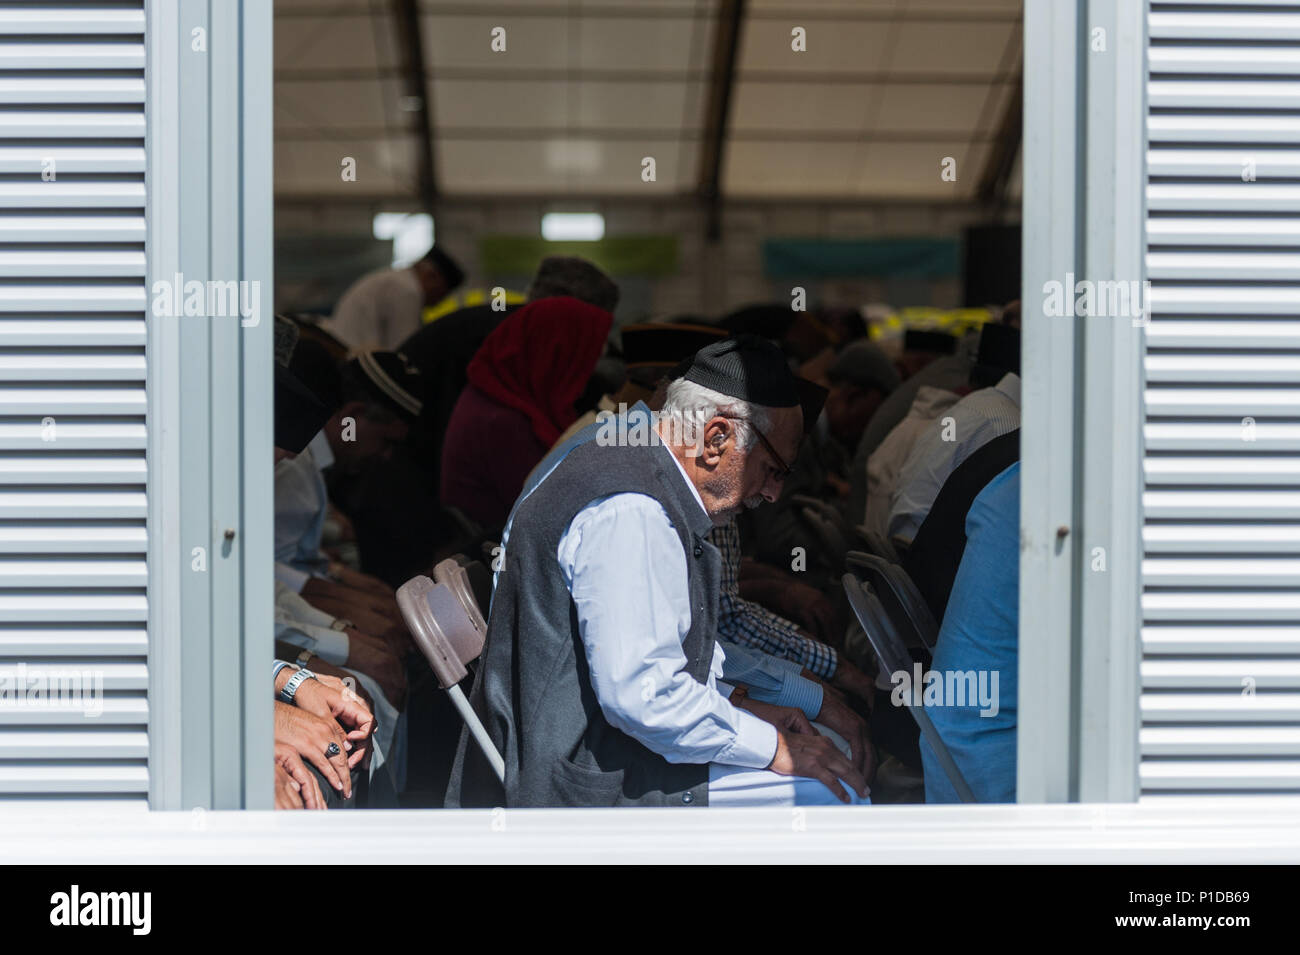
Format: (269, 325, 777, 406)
(722, 416, 792, 481)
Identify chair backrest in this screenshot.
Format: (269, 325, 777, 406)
(433, 557, 488, 633)
(845, 550, 939, 651)
(852, 522, 901, 563)
(841, 571, 913, 678)
(841, 572, 977, 803)
(396, 572, 487, 690)
(461, 560, 493, 622)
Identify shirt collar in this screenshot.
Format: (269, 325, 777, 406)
(307, 429, 334, 472)
(995, 372, 1022, 408)
(658, 441, 709, 523)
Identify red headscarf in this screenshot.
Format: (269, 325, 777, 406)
(465, 296, 613, 447)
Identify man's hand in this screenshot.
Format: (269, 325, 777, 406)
(288, 655, 375, 713)
(273, 700, 352, 799)
(301, 578, 402, 634)
(344, 630, 406, 708)
(767, 731, 870, 805)
(830, 658, 877, 710)
(294, 673, 376, 769)
(815, 689, 876, 781)
(824, 473, 851, 499)
(275, 741, 325, 809)
(328, 561, 392, 600)
(735, 696, 818, 737)
(274, 761, 306, 810)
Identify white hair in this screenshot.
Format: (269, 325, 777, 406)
(659, 378, 771, 453)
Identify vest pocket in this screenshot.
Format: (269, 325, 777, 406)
(548, 755, 627, 807)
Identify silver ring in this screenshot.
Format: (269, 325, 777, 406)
(325, 742, 341, 758)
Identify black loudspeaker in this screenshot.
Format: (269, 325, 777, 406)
(962, 223, 1022, 308)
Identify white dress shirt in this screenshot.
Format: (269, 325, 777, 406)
(273, 579, 350, 664)
(502, 403, 824, 721)
(555, 445, 779, 771)
(862, 385, 961, 544)
(888, 372, 1022, 545)
(328, 267, 424, 351)
(274, 430, 334, 593)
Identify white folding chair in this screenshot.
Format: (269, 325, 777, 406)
(397, 559, 505, 784)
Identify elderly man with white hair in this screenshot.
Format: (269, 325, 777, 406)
(447, 336, 870, 808)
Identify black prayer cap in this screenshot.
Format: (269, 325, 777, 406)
(275, 363, 331, 454)
(719, 303, 798, 341)
(346, 350, 424, 421)
(421, 245, 466, 291)
(683, 333, 801, 408)
(621, 322, 726, 369)
(290, 337, 344, 413)
(903, 329, 958, 355)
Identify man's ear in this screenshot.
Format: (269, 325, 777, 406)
(699, 416, 731, 466)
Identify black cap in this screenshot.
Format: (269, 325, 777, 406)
(903, 329, 958, 355)
(976, 322, 1021, 375)
(275, 364, 331, 454)
(347, 350, 424, 421)
(719, 303, 798, 341)
(795, 377, 828, 435)
(683, 334, 801, 408)
(290, 337, 343, 412)
(621, 322, 726, 368)
(528, 256, 620, 313)
(828, 340, 902, 394)
(421, 245, 466, 291)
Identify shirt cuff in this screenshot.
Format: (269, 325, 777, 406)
(767, 655, 804, 676)
(715, 708, 779, 770)
(274, 622, 350, 666)
(307, 625, 349, 665)
(274, 561, 310, 594)
(773, 673, 824, 722)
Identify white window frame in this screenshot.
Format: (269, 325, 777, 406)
(146, 0, 274, 810)
(144, 0, 1152, 815)
(1017, 0, 1147, 802)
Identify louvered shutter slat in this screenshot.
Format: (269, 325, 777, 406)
(0, 4, 148, 804)
(1143, 3, 1300, 797)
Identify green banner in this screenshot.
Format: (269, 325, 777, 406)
(763, 237, 960, 279)
(480, 236, 679, 277)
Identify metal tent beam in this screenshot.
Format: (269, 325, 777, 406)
(698, 0, 746, 240)
(393, 0, 437, 212)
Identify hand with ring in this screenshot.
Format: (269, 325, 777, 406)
(273, 701, 352, 799)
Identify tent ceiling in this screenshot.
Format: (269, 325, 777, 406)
(274, 0, 1022, 201)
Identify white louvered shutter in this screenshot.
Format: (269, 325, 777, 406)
(0, 4, 148, 805)
(1142, 0, 1300, 797)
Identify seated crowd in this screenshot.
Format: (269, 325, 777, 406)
(268, 247, 1022, 809)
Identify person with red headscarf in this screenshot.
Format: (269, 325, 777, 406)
(439, 296, 613, 529)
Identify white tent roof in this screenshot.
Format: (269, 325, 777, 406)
(274, 0, 1022, 200)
